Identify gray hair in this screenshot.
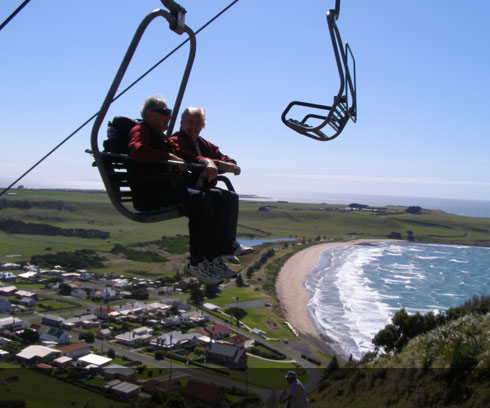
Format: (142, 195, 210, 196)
(140, 95, 168, 119)
(181, 107, 206, 128)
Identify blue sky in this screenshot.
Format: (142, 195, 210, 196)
(1, 0, 490, 202)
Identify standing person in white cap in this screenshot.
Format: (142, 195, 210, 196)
(284, 371, 309, 407)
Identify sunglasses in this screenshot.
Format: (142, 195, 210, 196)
(152, 107, 172, 116)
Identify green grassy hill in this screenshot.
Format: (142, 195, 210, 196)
(310, 298, 490, 407)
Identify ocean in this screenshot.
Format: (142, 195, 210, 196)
(304, 241, 490, 360)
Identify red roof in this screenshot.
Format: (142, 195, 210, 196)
(57, 342, 90, 354)
(230, 334, 246, 344)
(183, 380, 221, 403)
(36, 363, 52, 370)
(205, 323, 230, 337)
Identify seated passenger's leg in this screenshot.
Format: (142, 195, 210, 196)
(208, 188, 234, 256)
(183, 189, 216, 262)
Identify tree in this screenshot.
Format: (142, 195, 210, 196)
(79, 332, 94, 343)
(189, 287, 204, 305)
(58, 283, 72, 296)
(235, 274, 244, 288)
(163, 391, 186, 408)
(204, 284, 220, 299)
(226, 307, 247, 322)
(323, 355, 339, 379)
(19, 328, 39, 344)
(154, 350, 164, 360)
(406, 206, 422, 214)
(107, 348, 115, 359)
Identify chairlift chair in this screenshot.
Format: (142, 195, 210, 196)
(281, 0, 357, 141)
(90, 1, 234, 223)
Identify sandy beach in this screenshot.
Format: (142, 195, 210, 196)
(275, 239, 393, 355)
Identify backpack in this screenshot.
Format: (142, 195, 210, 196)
(103, 116, 142, 154)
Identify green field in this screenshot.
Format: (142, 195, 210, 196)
(0, 368, 129, 407)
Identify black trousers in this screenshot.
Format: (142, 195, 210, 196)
(132, 178, 234, 260)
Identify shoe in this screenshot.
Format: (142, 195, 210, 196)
(183, 259, 223, 285)
(224, 254, 240, 264)
(233, 242, 254, 256)
(209, 257, 237, 278)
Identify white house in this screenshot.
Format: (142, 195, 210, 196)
(70, 288, 87, 299)
(40, 328, 71, 344)
(16, 345, 61, 364)
(0, 272, 17, 282)
(95, 288, 120, 301)
(0, 316, 25, 332)
(77, 353, 112, 367)
(115, 327, 153, 347)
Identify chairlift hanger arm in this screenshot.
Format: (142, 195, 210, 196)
(161, 0, 187, 34)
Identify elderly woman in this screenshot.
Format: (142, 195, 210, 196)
(170, 107, 253, 261)
(127, 95, 236, 284)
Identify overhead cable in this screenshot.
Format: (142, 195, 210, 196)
(0, 0, 240, 197)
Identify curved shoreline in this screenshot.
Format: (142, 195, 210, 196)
(275, 239, 395, 356)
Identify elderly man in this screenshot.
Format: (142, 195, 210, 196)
(284, 371, 309, 408)
(128, 95, 236, 284)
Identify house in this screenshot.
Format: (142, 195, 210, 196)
(102, 364, 137, 382)
(0, 272, 17, 282)
(177, 276, 199, 289)
(58, 342, 91, 359)
(16, 345, 61, 364)
(0, 299, 15, 313)
(77, 353, 112, 367)
(141, 379, 177, 394)
(0, 286, 17, 296)
(151, 330, 199, 350)
(95, 288, 120, 301)
(251, 328, 266, 338)
(40, 328, 71, 344)
(70, 288, 87, 298)
(1, 263, 21, 270)
(181, 310, 209, 325)
(19, 297, 36, 307)
(107, 380, 141, 398)
(96, 328, 112, 340)
(182, 379, 223, 406)
(52, 355, 73, 367)
(95, 307, 115, 319)
(0, 349, 10, 361)
(115, 327, 153, 347)
(204, 323, 231, 340)
(170, 300, 191, 312)
(229, 334, 246, 348)
(63, 314, 99, 329)
(203, 302, 220, 311)
(0, 316, 25, 332)
(14, 290, 37, 300)
(205, 342, 247, 369)
(42, 314, 65, 327)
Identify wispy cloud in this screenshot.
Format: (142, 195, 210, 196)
(267, 174, 490, 186)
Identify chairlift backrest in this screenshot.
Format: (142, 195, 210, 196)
(281, 0, 357, 141)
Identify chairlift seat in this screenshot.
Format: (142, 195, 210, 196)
(281, 0, 357, 141)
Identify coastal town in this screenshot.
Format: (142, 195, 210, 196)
(0, 254, 322, 406)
